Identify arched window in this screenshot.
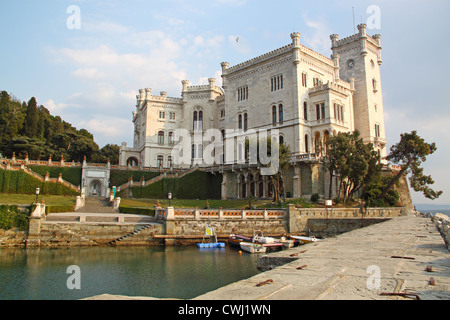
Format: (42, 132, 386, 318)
(238, 114, 242, 130)
(193, 111, 197, 131)
(158, 131, 164, 145)
(279, 135, 284, 145)
(168, 132, 174, 145)
(191, 144, 196, 160)
(193, 110, 203, 131)
(157, 155, 164, 168)
(303, 102, 308, 121)
(305, 134, 309, 153)
(278, 104, 283, 124)
(244, 113, 248, 131)
(198, 111, 203, 131)
(272, 106, 277, 125)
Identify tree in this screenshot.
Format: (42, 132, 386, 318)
(98, 144, 120, 164)
(325, 131, 382, 204)
(379, 131, 442, 200)
(0, 91, 25, 144)
(244, 136, 291, 203)
(23, 97, 39, 138)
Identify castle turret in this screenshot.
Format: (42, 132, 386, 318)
(290, 32, 301, 64)
(330, 24, 387, 160)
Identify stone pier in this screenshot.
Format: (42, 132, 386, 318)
(195, 213, 450, 300)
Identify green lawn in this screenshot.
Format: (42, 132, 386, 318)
(0, 194, 76, 206)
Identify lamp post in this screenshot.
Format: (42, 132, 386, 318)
(168, 191, 172, 207)
(35, 188, 40, 203)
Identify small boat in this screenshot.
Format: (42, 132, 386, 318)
(228, 234, 252, 247)
(239, 242, 267, 254)
(197, 242, 225, 248)
(197, 226, 225, 249)
(253, 230, 275, 244)
(290, 235, 320, 244)
(282, 239, 295, 248)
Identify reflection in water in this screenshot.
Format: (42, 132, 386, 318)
(0, 246, 261, 300)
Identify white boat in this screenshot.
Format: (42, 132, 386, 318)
(290, 235, 320, 244)
(253, 230, 275, 244)
(282, 239, 295, 248)
(239, 242, 267, 254)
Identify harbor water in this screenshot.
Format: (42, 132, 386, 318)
(0, 246, 261, 300)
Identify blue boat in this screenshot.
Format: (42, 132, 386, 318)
(197, 226, 225, 249)
(197, 242, 225, 248)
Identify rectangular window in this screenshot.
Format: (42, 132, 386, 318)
(316, 104, 320, 120)
(159, 111, 165, 119)
(302, 73, 307, 87)
(169, 112, 175, 120)
(375, 124, 381, 137)
(271, 75, 284, 92)
(321, 103, 325, 119)
(237, 86, 248, 101)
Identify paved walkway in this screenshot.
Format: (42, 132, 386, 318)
(77, 197, 117, 214)
(195, 214, 450, 300)
(45, 197, 156, 224)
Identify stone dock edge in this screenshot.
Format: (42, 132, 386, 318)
(85, 213, 449, 300)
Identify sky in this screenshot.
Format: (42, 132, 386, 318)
(0, 0, 449, 206)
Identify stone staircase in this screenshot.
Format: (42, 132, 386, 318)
(77, 197, 117, 213)
(108, 224, 154, 246)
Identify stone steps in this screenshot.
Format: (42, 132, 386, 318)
(77, 197, 117, 214)
(109, 225, 154, 246)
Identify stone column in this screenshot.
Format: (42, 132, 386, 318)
(26, 203, 46, 247)
(292, 165, 301, 198)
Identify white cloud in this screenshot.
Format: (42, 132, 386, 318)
(301, 15, 332, 56)
(72, 68, 105, 80)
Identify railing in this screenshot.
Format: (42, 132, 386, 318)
(157, 207, 286, 221)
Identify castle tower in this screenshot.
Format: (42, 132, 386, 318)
(331, 24, 387, 159)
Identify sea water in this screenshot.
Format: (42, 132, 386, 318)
(0, 246, 261, 300)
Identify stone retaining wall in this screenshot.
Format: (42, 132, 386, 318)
(38, 222, 164, 246)
(287, 205, 405, 237)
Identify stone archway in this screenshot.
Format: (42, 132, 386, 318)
(127, 157, 139, 167)
(89, 179, 103, 196)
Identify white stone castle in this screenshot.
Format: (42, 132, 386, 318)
(119, 24, 386, 200)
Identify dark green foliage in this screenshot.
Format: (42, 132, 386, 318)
(119, 206, 155, 216)
(381, 131, 442, 200)
(118, 171, 222, 200)
(311, 193, 320, 203)
(0, 90, 114, 164)
(0, 205, 29, 231)
(109, 170, 160, 188)
(324, 130, 382, 203)
(28, 166, 82, 187)
(363, 174, 400, 207)
(0, 169, 78, 196)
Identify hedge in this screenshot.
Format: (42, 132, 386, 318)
(118, 170, 221, 200)
(119, 206, 156, 216)
(109, 169, 160, 188)
(28, 166, 82, 187)
(0, 205, 29, 231)
(0, 169, 79, 196)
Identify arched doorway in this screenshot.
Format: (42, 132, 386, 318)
(127, 157, 139, 167)
(89, 179, 103, 196)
